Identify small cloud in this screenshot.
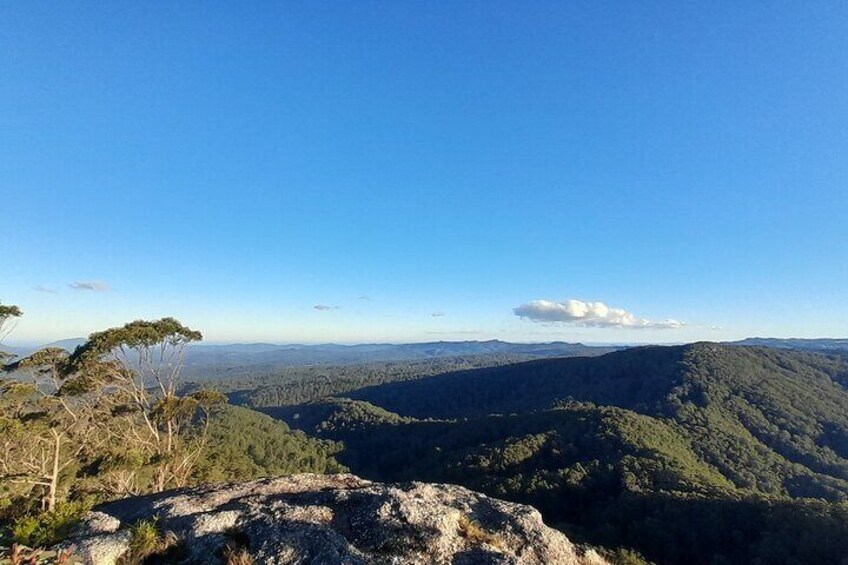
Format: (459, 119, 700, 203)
(33, 285, 57, 294)
(709, 325, 724, 331)
(357, 295, 371, 301)
(514, 299, 685, 330)
(69, 281, 109, 292)
(431, 312, 445, 317)
(425, 330, 480, 335)
(314, 304, 339, 311)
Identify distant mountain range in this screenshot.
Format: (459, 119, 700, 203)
(1, 339, 623, 379)
(0, 338, 87, 359)
(728, 337, 848, 351)
(4, 337, 847, 368)
(181, 340, 622, 368)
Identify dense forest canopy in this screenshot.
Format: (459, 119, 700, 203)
(258, 344, 848, 564)
(210, 353, 565, 407)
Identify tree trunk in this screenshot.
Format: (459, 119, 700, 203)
(156, 465, 166, 493)
(48, 429, 61, 512)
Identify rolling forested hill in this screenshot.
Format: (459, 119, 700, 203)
(255, 344, 848, 564)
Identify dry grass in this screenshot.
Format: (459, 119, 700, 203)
(115, 519, 182, 565)
(457, 514, 506, 551)
(219, 527, 253, 565)
(221, 545, 254, 565)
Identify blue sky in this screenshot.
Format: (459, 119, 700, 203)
(2, 2, 847, 344)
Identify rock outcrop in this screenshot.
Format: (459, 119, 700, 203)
(60, 473, 607, 564)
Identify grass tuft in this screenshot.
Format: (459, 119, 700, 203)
(219, 528, 253, 565)
(457, 514, 505, 551)
(116, 518, 182, 565)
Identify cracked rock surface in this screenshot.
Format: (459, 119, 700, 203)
(60, 473, 607, 564)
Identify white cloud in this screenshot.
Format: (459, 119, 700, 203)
(314, 304, 339, 311)
(513, 299, 684, 330)
(33, 285, 57, 294)
(69, 281, 109, 292)
(431, 312, 445, 317)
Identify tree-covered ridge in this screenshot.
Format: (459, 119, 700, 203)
(207, 353, 581, 407)
(347, 344, 690, 419)
(345, 344, 848, 419)
(263, 344, 848, 564)
(287, 401, 734, 498)
(271, 400, 848, 564)
(191, 405, 345, 484)
(261, 398, 416, 435)
(667, 345, 848, 499)
(337, 343, 848, 498)
(729, 337, 848, 352)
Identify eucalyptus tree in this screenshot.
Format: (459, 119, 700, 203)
(70, 318, 224, 492)
(0, 302, 22, 358)
(0, 348, 99, 511)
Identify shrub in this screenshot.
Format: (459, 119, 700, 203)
(11, 500, 93, 547)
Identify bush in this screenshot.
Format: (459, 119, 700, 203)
(11, 500, 93, 547)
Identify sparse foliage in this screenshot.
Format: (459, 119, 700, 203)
(0, 304, 22, 345)
(67, 318, 210, 492)
(0, 348, 98, 512)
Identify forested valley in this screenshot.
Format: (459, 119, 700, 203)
(254, 344, 848, 564)
(6, 300, 848, 564)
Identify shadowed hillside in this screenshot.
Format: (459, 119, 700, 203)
(261, 344, 848, 564)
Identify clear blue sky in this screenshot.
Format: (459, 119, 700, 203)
(2, 2, 847, 344)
